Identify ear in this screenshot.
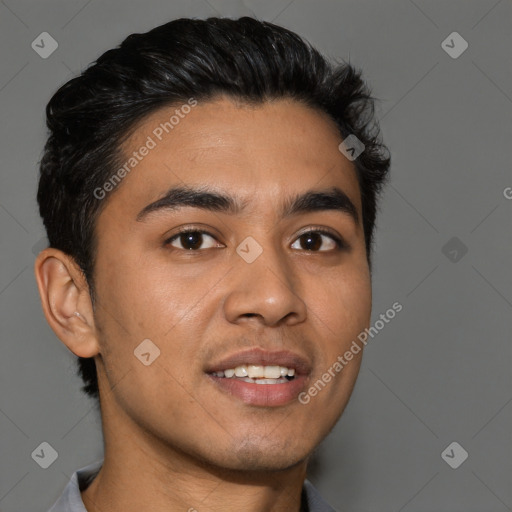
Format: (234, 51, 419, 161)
(34, 248, 99, 358)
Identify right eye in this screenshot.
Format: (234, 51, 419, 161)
(165, 229, 221, 251)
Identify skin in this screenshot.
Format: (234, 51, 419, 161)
(35, 96, 372, 512)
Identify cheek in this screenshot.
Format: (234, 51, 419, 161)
(308, 264, 372, 346)
(92, 255, 205, 423)
(93, 246, 217, 384)
(299, 270, 370, 425)
(94, 242, 186, 333)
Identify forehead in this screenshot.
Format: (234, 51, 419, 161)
(102, 96, 362, 221)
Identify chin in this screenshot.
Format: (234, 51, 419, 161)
(206, 433, 313, 473)
(217, 451, 308, 473)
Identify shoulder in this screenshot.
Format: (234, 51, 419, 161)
(303, 479, 339, 512)
(46, 459, 103, 512)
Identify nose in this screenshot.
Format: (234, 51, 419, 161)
(223, 239, 307, 327)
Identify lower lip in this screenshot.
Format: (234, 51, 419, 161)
(207, 374, 308, 407)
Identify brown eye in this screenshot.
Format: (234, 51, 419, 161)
(166, 230, 219, 251)
(291, 230, 344, 252)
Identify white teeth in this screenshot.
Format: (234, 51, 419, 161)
(247, 365, 264, 378)
(215, 364, 296, 380)
(234, 365, 248, 377)
(238, 377, 287, 384)
(264, 366, 281, 379)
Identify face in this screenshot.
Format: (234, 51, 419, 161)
(91, 96, 371, 472)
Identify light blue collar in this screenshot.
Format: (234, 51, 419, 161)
(48, 459, 337, 512)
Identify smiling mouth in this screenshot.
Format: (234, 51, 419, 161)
(205, 347, 311, 406)
(209, 364, 296, 384)
(206, 364, 308, 407)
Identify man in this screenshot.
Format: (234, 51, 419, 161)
(35, 16, 390, 512)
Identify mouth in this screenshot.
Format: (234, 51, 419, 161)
(205, 348, 311, 407)
(211, 364, 296, 383)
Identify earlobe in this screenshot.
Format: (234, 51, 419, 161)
(34, 248, 99, 359)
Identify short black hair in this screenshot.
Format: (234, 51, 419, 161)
(37, 16, 390, 402)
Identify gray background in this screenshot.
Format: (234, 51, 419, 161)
(0, 0, 510, 511)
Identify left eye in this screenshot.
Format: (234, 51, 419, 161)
(291, 230, 343, 252)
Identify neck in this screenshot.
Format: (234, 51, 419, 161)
(81, 384, 308, 512)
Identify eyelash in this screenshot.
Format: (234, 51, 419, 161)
(164, 227, 347, 252)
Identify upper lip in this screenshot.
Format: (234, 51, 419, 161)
(205, 347, 312, 376)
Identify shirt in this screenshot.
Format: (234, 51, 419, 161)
(47, 459, 337, 512)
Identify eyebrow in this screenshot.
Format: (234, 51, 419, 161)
(136, 185, 359, 225)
